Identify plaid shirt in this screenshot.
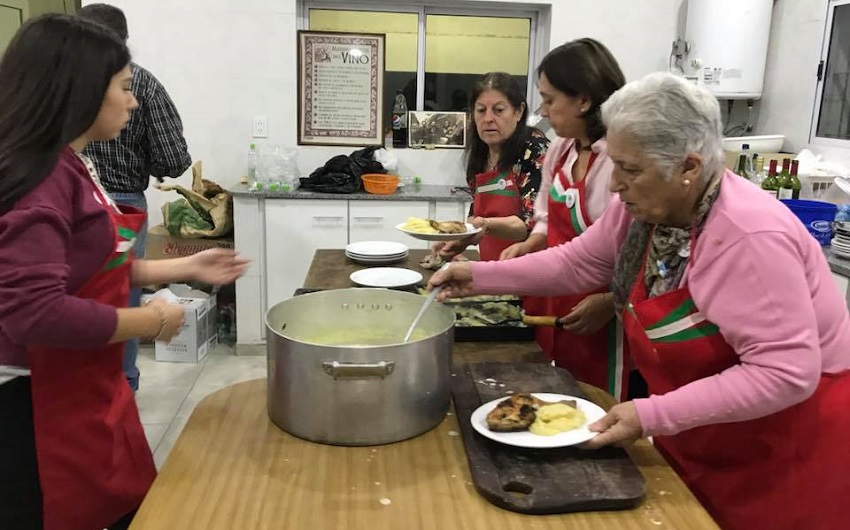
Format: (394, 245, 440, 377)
(84, 62, 191, 193)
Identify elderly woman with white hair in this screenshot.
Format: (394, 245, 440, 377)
(429, 72, 850, 530)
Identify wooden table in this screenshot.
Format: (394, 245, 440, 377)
(129, 249, 719, 530)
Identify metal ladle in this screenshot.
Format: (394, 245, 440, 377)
(402, 263, 449, 343)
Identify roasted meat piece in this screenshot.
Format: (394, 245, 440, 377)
(418, 253, 446, 270)
(485, 394, 579, 433)
(486, 393, 538, 432)
(429, 220, 467, 234)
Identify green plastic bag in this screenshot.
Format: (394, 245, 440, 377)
(157, 161, 233, 238)
(162, 198, 214, 236)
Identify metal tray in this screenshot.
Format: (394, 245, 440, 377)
(444, 297, 534, 342)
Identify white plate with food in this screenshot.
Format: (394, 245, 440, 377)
(470, 392, 606, 449)
(396, 218, 482, 241)
(349, 267, 423, 288)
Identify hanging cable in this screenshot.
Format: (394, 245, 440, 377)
(745, 99, 754, 133)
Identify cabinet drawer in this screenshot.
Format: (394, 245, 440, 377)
(265, 200, 348, 309)
(349, 201, 430, 248)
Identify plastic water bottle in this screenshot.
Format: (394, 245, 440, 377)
(740, 143, 754, 181)
(246, 144, 263, 191)
(392, 90, 408, 148)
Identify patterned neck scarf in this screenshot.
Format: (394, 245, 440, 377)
(611, 174, 722, 314)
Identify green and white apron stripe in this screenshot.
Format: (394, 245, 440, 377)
(548, 173, 587, 234)
(606, 318, 624, 400)
(104, 227, 137, 271)
(646, 310, 719, 343)
(116, 239, 136, 253)
(652, 322, 719, 343)
(104, 252, 130, 271)
(647, 297, 697, 330)
(477, 182, 516, 196)
(569, 189, 587, 235)
(477, 173, 517, 196)
(549, 170, 569, 202)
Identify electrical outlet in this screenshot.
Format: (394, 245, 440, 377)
(252, 116, 268, 138)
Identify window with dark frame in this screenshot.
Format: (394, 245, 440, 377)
(307, 4, 536, 134)
(814, 0, 850, 142)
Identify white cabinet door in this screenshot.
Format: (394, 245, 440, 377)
(434, 201, 469, 223)
(265, 200, 348, 309)
(349, 201, 430, 248)
(233, 196, 266, 345)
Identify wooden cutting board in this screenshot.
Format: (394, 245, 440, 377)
(450, 362, 646, 514)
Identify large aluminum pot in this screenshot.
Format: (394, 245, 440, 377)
(266, 288, 455, 446)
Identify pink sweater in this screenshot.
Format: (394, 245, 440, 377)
(471, 169, 850, 436)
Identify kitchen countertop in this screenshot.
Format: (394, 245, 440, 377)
(129, 249, 718, 530)
(229, 183, 850, 275)
(229, 183, 470, 202)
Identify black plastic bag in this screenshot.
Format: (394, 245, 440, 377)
(350, 146, 386, 175)
(299, 146, 386, 194)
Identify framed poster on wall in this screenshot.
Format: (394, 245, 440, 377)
(297, 30, 385, 146)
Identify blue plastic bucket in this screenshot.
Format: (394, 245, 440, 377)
(780, 199, 836, 246)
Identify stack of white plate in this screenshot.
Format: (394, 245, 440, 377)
(345, 240, 409, 265)
(832, 224, 850, 259)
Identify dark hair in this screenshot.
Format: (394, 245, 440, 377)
(464, 72, 530, 186)
(537, 38, 625, 144)
(0, 14, 130, 212)
(77, 3, 128, 41)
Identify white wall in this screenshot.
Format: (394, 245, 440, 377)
(758, 0, 829, 152)
(85, 0, 681, 224)
(754, 0, 850, 173)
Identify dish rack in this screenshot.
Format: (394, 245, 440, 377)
(807, 175, 836, 200)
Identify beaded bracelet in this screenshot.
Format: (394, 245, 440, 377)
(147, 303, 168, 341)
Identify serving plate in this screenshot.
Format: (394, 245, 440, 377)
(470, 393, 606, 449)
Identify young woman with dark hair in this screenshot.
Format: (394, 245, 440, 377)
(0, 15, 247, 530)
(435, 72, 549, 261)
(500, 39, 641, 402)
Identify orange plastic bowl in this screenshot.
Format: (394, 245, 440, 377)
(362, 173, 400, 195)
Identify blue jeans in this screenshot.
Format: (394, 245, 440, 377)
(111, 192, 148, 391)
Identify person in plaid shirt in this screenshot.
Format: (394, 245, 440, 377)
(79, 4, 191, 392)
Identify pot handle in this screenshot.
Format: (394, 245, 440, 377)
(322, 360, 396, 380)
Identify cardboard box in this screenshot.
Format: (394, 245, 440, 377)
(145, 224, 234, 260)
(142, 285, 218, 363)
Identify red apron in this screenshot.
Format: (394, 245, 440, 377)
(623, 230, 850, 530)
(26, 156, 155, 530)
(524, 151, 629, 400)
(473, 168, 522, 262)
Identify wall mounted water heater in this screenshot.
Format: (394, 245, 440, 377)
(682, 0, 774, 99)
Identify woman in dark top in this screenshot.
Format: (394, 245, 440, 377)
(435, 72, 548, 261)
